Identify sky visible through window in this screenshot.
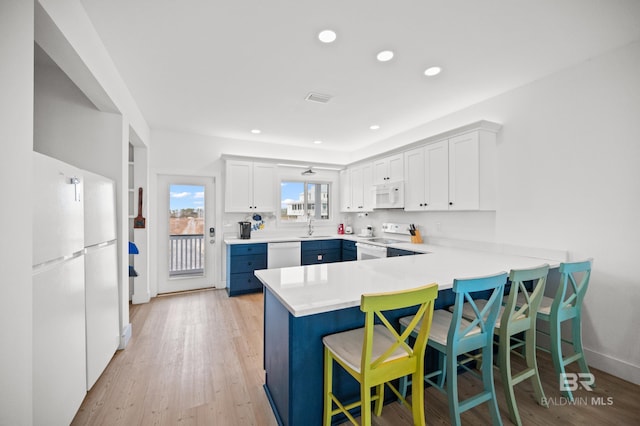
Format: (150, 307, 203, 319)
(281, 182, 304, 208)
(170, 184, 204, 211)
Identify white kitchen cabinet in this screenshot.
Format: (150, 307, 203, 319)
(340, 163, 373, 212)
(373, 153, 404, 184)
(361, 163, 374, 211)
(404, 147, 426, 211)
(350, 166, 364, 210)
(403, 129, 497, 211)
(225, 160, 277, 212)
(339, 169, 352, 212)
(448, 130, 496, 210)
(404, 141, 449, 211)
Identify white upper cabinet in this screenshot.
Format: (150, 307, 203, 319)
(350, 166, 364, 210)
(340, 163, 373, 212)
(225, 160, 277, 212)
(403, 129, 497, 211)
(404, 147, 427, 211)
(373, 153, 404, 184)
(339, 169, 352, 212)
(361, 163, 374, 211)
(404, 140, 449, 211)
(448, 130, 496, 210)
(425, 141, 450, 210)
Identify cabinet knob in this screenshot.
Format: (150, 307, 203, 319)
(419, 203, 423, 206)
(449, 202, 453, 205)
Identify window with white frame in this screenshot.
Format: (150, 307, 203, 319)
(280, 181, 330, 222)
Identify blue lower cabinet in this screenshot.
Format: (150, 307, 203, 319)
(342, 240, 357, 262)
(301, 239, 342, 265)
(227, 243, 267, 296)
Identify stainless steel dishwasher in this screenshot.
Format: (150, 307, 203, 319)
(267, 241, 301, 268)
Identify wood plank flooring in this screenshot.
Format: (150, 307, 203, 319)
(72, 289, 639, 425)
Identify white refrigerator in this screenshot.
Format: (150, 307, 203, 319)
(32, 152, 119, 425)
(83, 170, 119, 391)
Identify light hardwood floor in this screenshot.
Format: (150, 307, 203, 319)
(72, 289, 639, 425)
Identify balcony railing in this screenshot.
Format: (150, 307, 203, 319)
(169, 234, 204, 276)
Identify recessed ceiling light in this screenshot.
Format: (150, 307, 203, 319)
(318, 30, 337, 43)
(313, 140, 323, 144)
(424, 66, 442, 77)
(251, 129, 261, 134)
(370, 125, 380, 130)
(376, 50, 394, 62)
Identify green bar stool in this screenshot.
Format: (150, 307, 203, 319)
(497, 265, 550, 425)
(536, 260, 593, 401)
(399, 272, 507, 426)
(322, 283, 438, 426)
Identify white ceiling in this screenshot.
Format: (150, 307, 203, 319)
(79, 0, 640, 152)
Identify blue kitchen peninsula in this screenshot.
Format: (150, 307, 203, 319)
(254, 246, 563, 425)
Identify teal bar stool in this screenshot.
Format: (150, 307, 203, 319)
(399, 272, 507, 426)
(322, 283, 438, 426)
(535, 260, 593, 401)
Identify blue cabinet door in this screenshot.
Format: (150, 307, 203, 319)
(227, 243, 268, 296)
(301, 240, 342, 265)
(342, 240, 357, 262)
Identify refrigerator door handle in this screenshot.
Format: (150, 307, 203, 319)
(70, 176, 81, 202)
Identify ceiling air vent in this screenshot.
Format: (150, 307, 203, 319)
(305, 92, 332, 104)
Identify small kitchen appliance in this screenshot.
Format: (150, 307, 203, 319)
(345, 226, 353, 234)
(238, 221, 252, 239)
(359, 226, 373, 237)
(337, 223, 344, 234)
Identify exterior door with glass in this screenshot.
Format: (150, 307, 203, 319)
(157, 175, 215, 293)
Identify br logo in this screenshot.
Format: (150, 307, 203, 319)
(560, 373, 595, 391)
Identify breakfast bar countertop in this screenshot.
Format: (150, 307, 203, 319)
(254, 245, 562, 317)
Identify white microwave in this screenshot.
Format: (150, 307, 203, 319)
(372, 181, 404, 209)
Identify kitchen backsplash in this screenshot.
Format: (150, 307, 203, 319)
(223, 210, 496, 242)
(342, 210, 497, 243)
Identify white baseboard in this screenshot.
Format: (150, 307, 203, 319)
(132, 291, 150, 304)
(584, 347, 640, 385)
(118, 323, 132, 350)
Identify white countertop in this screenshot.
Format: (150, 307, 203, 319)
(254, 244, 562, 317)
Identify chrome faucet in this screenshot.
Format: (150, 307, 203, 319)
(307, 215, 314, 236)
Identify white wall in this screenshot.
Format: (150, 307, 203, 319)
(0, 2, 34, 424)
(34, 51, 122, 177)
(348, 41, 640, 383)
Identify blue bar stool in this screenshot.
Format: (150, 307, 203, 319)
(399, 272, 507, 426)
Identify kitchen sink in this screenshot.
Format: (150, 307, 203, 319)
(298, 235, 332, 239)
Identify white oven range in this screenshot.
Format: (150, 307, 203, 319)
(355, 238, 405, 260)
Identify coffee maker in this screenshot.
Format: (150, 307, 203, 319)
(238, 221, 251, 239)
